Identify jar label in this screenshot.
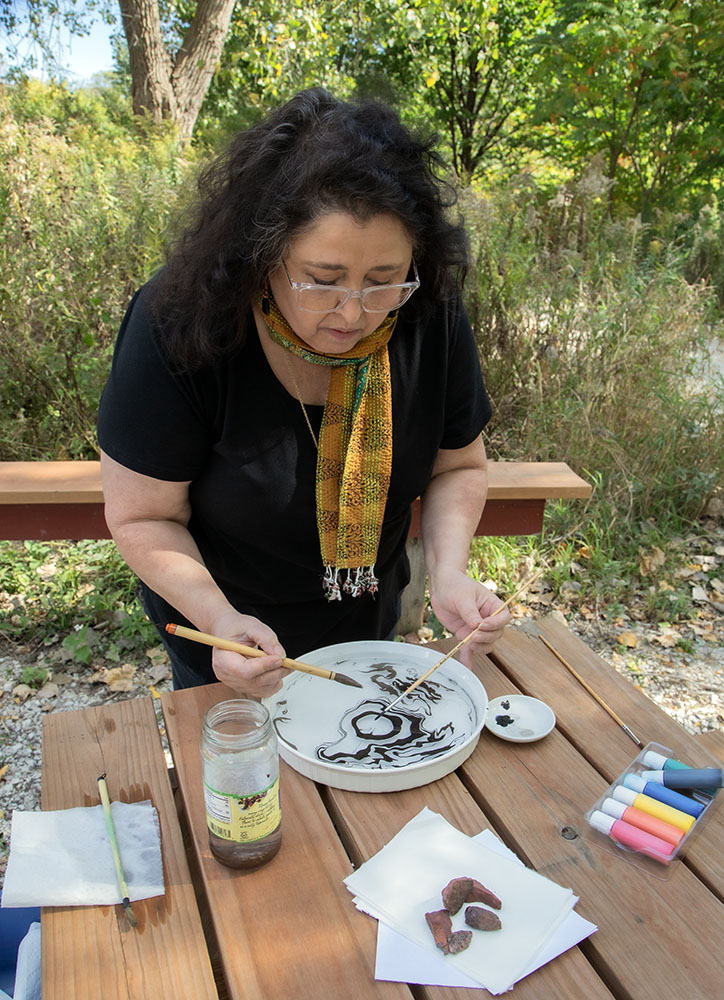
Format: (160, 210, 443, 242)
(203, 777, 281, 843)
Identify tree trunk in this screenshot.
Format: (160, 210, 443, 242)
(118, 0, 237, 141)
(172, 0, 237, 141)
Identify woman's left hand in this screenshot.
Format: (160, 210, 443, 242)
(429, 569, 511, 663)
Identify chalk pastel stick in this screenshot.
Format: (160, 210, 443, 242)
(642, 750, 690, 771)
(601, 797, 684, 847)
(640, 767, 723, 790)
(589, 810, 676, 863)
(612, 784, 695, 833)
(623, 773, 704, 818)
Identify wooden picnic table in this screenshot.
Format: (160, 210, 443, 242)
(40, 617, 724, 999)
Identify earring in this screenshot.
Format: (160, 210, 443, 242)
(261, 278, 271, 315)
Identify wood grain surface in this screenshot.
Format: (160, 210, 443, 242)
(41, 698, 218, 1000)
(161, 683, 410, 1000)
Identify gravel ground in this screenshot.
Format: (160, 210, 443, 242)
(2, 567, 723, 885)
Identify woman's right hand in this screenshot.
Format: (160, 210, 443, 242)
(208, 608, 290, 698)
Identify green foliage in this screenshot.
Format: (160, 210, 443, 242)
(400, 0, 555, 179)
(0, 539, 157, 647)
(19, 665, 49, 688)
(0, 79, 201, 458)
(532, 0, 724, 218)
(461, 166, 724, 530)
(62, 625, 95, 664)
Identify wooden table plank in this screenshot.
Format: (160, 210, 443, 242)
(451, 638, 724, 1000)
(41, 697, 218, 1000)
(488, 618, 724, 899)
(698, 728, 724, 762)
(322, 775, 615, 1000)
(161, 683, 411, 1000)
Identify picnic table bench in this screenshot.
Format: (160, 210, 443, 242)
(0, 459, 590, 541)
(0, 458, 591, 632)
(39, 617, 724, 999)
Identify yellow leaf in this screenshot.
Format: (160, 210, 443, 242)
(425, 71, 439, 88)
(639, 546, 665, 576)
(617, 631, 638, 648)
(577, 545, 592, 559)
(0, 763, 8, 783)
(105, 664, 137, 693)
(149, 685, 161, 699)
(654, 628, 679, 647)
(146, 645, 168, 666)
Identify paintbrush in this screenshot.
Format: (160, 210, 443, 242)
(97, 774, 138, 927)
(165, 623, 363, 688)
(382, 567, 546, 714)
(520, 620, 643, 746)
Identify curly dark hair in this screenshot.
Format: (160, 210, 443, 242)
(151, 87, 469, 365)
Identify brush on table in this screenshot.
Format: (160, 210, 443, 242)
(97, 774, 137, 927)
(382, 567, 546, 713)
(165, 624, 362, 688)
(519, 620, 643, 746)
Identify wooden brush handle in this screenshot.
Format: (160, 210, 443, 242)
(167, 625, 335, 681)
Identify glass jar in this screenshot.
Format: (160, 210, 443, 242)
(200, 699, 282, 869)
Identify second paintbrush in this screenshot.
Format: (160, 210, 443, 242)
(165, 624, 362, 688)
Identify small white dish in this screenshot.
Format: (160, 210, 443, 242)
(485, 695, 556, 743)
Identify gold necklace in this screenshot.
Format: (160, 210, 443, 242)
(284, 352, 319, 450)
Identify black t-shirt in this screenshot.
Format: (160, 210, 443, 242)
(97, 282, 492, 670)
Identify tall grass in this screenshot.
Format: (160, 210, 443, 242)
(0, 80, 201, 459)
(462, 171, 724, 525)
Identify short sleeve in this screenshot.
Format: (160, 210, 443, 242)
(97, 285, 216, 481)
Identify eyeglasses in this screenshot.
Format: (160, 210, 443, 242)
(282, 259, 420, 313)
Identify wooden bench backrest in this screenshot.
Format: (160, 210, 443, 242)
(0, 460, 591, 504)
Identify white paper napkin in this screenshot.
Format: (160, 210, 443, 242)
(11, 921, 41, 1000)
(1, 801, 164, 907)
(369, 829, 597, 989)
(345, 808, 578, 995)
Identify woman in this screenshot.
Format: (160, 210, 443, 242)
(97, 87, 510, 697)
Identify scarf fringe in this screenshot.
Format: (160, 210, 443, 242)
(323, 565, 379, 602)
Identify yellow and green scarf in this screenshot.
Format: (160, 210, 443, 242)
(259, 291, 397, 601)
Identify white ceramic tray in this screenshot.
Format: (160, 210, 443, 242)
(263, 641, 488, 792)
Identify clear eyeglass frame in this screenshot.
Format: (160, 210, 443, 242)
(282, 258, 420, 313)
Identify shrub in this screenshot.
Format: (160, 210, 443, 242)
(0, 79, 201, 459)
(462, 171, 724, 524)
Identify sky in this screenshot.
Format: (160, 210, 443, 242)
(1, 15, 117, 85)
(59, 17, 116, 83)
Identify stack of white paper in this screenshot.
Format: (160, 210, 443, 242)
(345, 808, 594, 995)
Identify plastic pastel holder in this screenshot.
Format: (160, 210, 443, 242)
(583, 741, 722, 880)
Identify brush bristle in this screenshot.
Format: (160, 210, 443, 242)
(334, 672, 362, 688)
(123, 899, 138, 927)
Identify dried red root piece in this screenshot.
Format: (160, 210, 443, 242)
(465, 905, 502, 931)
(447, 930, 473, 954)
(426, 909, 453, 954)
(467, 878, 502, 911)
(441, 876, 473, 914)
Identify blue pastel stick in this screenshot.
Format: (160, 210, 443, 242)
(641, 768, 723, 790)
(624, 773, 705, 818)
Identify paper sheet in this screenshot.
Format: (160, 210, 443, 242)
(370, 830, 597, 989)
(345, 807, 578, 995)
(2, 801, 164, 908)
